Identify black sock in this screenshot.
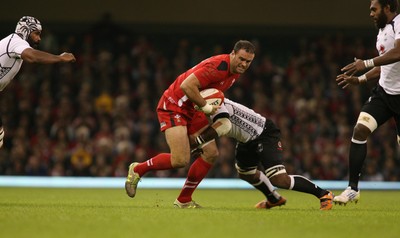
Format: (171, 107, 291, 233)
(348, 141, 367, 191)
(254, 183, 279, 203)
(291, 175, 327, 198)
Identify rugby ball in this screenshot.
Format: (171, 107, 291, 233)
(194, 88, 224, 110)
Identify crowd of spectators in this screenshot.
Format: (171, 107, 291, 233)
(0, 17, 399, 181)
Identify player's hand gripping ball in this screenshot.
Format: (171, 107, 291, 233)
(194, 88, 224, 110)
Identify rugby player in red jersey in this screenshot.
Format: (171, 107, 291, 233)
(125, 40, 256, 199)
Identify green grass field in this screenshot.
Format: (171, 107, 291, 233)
(0, 188, 399, 238)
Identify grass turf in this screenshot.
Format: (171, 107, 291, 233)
(0, 188, 399, 238)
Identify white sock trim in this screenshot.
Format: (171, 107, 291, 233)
(288, 175, 295, 190)
(351, 138, 367, 144)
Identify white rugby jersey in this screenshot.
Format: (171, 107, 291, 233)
(377, 14, 400, 94)
(212, 98, 266, 143)
(0, 33, 31, 91)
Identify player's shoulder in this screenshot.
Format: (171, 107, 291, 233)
(206, 54, 229, 63)
(0, 34, 13, 43)
(204, 54, 230, 72)
(393, 14, 400, 31)
(394, 14, 400, 23)
(1, 33, 27, 46)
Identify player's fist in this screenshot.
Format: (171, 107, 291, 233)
(60, 52, 76, 62)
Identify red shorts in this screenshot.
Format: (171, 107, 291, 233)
(156, 95, 209, 135)
(188, 112, 210, 135)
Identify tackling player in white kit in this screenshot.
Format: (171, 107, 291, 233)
(176, 98, 334, 210)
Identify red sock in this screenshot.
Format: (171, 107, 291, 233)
(177, 157, 212, 203)
(134, 153, 172, 177)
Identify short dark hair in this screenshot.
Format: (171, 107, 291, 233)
(233, 40, 255, 54)
(378, 0, 399, 12)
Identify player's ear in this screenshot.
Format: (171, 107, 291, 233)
(383, 4, 391, 13)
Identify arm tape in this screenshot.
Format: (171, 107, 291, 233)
(363, 59, 375, 68)
(358, 74, 367, 84)
(213, 117, 232, 136)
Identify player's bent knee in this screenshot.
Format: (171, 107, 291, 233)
(172, 160, 189, 168)
(270, 174, 291, 189)
(201, 154, 218, 164)
(354, 112, 377, 138)
(171, 156, 190, 168)
(202, 143, 219, 158)
(353, 124, 372, 140)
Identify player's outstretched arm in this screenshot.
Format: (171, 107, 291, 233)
(336, 67, 380, 89)
(21, 48, 76, 64)
(342, 39, 400, 76)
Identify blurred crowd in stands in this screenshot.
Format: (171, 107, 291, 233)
(0, 16, 399, 181)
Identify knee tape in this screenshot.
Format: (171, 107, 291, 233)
(265, 165, 286, 179)
(235, 163, 257, 175)
(356, 112, 378, 133)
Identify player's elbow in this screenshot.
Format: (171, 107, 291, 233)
(21, 54, 36, 63)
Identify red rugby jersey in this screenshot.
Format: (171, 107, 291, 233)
(163, 54, 239, 109)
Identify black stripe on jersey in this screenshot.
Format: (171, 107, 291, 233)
(213, 112, 230, 122)
(169, 111, 175, 127)
(217, 61, 228, 71)
(390, 20, 395, 33)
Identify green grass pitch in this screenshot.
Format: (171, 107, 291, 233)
(0, 187, 399, 238)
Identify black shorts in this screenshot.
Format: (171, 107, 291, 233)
(235, 119, 283, 170)
(362, 85, 400, 129)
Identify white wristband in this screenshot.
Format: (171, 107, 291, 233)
(363, 59, 375, 69)
(200, 104, 213, 114)
(358, 74, 367, 84)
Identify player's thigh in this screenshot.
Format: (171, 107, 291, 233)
(165, 126, 190, 165)
(256, 134, 284, 170)
(362, 96, 394, 127)
(235, 143, 259, 169)
(188, 111, 210, 136)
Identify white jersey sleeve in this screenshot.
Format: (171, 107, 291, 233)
(0, 34, 31, 91)
(212, 98, 266, 143)
(378, 14, 400, 94)
(395, 16, 400, 41)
